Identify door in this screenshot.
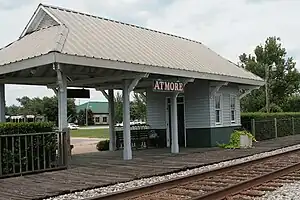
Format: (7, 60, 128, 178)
(166, 96, 186, 147)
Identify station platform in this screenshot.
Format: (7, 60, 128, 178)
(1, 134, 300, 200)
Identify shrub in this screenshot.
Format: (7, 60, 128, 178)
(241, 112, 300, 141)
(96, 140, 109, 151)
(218, 128, 256, 149)
(0, 122, 56, 176)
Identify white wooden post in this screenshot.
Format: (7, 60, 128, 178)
(56, 64, 68, 131)
(171, 92, 179, 153)
(0, 84, 5, 122)
(123, 80, 132, 160)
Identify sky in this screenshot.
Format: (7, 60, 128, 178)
(0, 0, 299, 106)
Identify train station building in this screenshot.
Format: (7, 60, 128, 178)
(0, 4, 264, 160)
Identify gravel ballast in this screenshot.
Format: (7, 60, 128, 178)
(256, 181, 300, 200)
(45, 144, 300, 200)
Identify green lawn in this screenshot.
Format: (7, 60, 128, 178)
(71, 128, 109, 138)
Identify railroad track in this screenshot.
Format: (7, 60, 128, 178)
(85, 149, 300, 200)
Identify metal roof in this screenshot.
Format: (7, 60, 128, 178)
(0, 25, 61, 66)
(76, 101, 108, 114)
(0, 4, 264, 85)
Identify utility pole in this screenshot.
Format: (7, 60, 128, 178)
(265, 62, 276, 113)
(265, 64, 270, 113)
(85, 102, 90, 126)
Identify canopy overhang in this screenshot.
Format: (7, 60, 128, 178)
(0, 52, 265, 88)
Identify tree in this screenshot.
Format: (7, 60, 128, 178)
(77, 109, 94, 126)
(114, 92, 147, 123)
(131, 92, 146, 121)
(6, 96, 77, 125)
(114, 92, 123, 123)
(6, 104, 21, 115)
(239, 36, 300, 112)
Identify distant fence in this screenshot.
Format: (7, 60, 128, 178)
(242, 117, 300, 141)
(0, 130, 70, 178)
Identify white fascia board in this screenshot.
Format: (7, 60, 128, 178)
(0, 53, 56, 75)
(54, 53, 265, 87)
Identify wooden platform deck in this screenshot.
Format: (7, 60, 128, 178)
(2, 134, 300, 200)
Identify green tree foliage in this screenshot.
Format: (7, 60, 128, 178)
(131, 92, 147, 121)
(6, 96, 77, 125)
(114, 92, 123, 123)
(239, 36, 300, 112)
(281, 95, 300, 112)
(6, 105, 21, 116)
(114, 92, 147, 123)
(77, 109, 94, 126)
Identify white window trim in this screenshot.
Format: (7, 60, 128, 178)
(230, 94, 237, 123)
(214, 93, 223, 126)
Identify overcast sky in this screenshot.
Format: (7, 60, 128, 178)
(0, 0, 299, 106)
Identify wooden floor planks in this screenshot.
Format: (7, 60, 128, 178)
(1, 134, 300, 199)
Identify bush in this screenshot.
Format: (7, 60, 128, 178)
(96, 140, 109, 151)
(0, 122, 56, 176)
(218, 128, 256, 149)
(241, 112, 300, 141)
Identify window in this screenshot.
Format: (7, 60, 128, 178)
(215, 94, 222, 124)
(230, 95, 236, 123)
(95, 117, 100, 123)
(102, 116, 108, 123)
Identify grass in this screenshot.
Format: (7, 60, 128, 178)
(71, 128, 109, 138)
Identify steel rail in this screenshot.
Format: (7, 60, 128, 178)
(84, 149, 300, 200)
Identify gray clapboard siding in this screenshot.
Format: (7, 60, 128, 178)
(209, 84, 241, 127)
(146, 88, 167, 129)
(185, 80, 210, 128)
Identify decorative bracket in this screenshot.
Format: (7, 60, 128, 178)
(239, 86, 260, 99)
(210, 81, 229, 98)
(128, 73, 149, 92)
(100, 89, 109, 100)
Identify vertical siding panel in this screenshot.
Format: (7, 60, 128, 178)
(185, 80, 210, 128)
(146, 88, 167, 129)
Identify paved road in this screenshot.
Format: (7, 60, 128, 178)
(71, 137, 108, 154)
(78, 125, 109, 130)
(71, 137, 101, 145)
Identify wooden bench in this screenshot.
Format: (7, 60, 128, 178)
(116, 125, 156, 150)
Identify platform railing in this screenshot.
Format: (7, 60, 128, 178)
(0, 129, 70, 178)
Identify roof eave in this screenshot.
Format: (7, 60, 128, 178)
(0, 53, 56, 75)
(54, 52, 265, 86)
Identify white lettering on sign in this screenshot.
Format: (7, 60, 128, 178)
(153, 80, 184, 92)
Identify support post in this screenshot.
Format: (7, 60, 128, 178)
(171, 92, 179, 154)
(123, 80, 132, 160)
(100, 89, 116, 151)
(56, 64, 68, 131)
(108, 89, 116, 151)
(274, 118, 278, 138)
(0, 84, 5, 122)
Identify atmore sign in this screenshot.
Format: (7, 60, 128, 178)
(153, 80, 184, 92)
